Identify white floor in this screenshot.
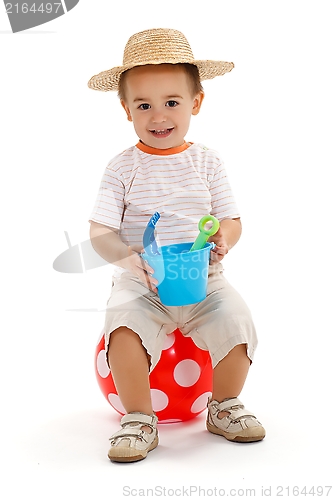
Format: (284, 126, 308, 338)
(4, 398, 333, 499)
(2, 301, 332, 499)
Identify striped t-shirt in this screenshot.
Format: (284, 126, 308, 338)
(89, 141, 240, 269)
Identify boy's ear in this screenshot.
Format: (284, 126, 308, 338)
(192, 91, 205, 116)
(121, 100, 132, 122)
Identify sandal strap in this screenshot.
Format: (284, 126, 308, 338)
(209, 398, 256, 421)
(207, 398, 244, 413)
(227, 408, 256, 421)
(120, 412, 158, 428)
(213, 397, 243, 412)
(110, 428, 149, 443)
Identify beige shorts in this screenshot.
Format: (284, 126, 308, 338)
(104, 269, 258, 371)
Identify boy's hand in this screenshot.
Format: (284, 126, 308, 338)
(207, 218, 242, 264)
(127, 245, 158, 293)
(208, 227, 229, 264)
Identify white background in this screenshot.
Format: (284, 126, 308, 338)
(1, 1, 333, 498)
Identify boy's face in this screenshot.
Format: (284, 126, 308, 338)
(121, 64, 204, 149)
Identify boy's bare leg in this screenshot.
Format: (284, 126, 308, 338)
(108, 326, 154, 432)
(212, 344, 250, 418)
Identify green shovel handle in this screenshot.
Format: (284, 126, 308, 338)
(189, 215, 220, 251)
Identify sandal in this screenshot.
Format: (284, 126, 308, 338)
(207, 397, 265, 442)
(108, 412, 158, 462)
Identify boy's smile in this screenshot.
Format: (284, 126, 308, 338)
(149, 127, 174, 138)
(120, 64, 204, 150)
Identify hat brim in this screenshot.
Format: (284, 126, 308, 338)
(87, 60, 234, 92)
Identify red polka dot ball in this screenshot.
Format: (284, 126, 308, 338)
(95, 328, 213, 423)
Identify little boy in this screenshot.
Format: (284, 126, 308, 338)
(88, 28, 265, 463)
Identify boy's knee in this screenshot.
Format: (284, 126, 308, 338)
(110, 326, 135, 339)
(108, 327, 151, 367)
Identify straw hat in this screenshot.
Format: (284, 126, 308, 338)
(88, 28, 234, 92)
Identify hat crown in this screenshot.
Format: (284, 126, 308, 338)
(123, 28, 195, 66)
(88, 28, 234, 92)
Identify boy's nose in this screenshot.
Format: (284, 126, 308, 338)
(151, 111, 167, 124)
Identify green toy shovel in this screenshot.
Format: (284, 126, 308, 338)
(189, 215, 220, 252)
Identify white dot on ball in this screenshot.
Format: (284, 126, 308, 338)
(96, 350, 110, 378)
(173, 359, 201, 387)
(108, 393, 126, 414)
(162, 332, 175, 350)
(150, 388, 169, 411)
(191, 392, 212, 413)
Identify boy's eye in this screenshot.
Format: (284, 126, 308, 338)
(166, 100, 178, 107)
(139, 103, 151, 110)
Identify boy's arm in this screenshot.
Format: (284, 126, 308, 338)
(90, 221, 130, 266)
(89, 221, 158, 291)
(208, 218, 242, 263)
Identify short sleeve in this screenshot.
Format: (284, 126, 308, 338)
(89, 162, 125, 230)
(209, 160, 240, 221)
